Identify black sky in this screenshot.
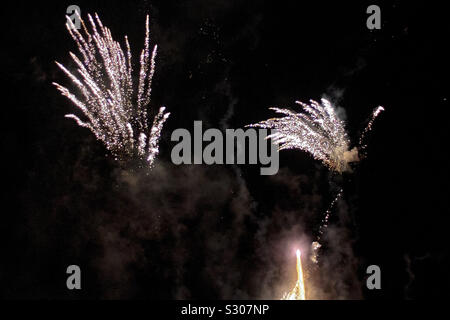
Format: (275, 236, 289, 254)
(1, 0, 449, 299)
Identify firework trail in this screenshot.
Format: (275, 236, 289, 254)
(53, 12, 170, 166)
(358, 106, 385, 158)
(282, 249, 306, 300)
(310, 187, 343, 264)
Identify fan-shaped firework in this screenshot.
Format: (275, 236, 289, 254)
(248, 98, 383, 173)
(53, 12, 170, 166)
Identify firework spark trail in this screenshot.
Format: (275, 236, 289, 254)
(358, 106, 385, 158)
(317, 188, 343, 240)
(283, 249, 306, 300)
(53, 12, 170, 166)
(310, 187, 343, 264)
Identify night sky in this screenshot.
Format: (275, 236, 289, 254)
(1, 0, 449, 299)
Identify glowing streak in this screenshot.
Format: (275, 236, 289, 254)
(283, 249, 306, 300)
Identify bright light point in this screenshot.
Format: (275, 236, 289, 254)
(283, 248, 306, 300)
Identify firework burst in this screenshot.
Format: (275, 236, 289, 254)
(248, 98, 360, 173)
(53, 12, 170, 166)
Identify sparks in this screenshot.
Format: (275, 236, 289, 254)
(248, 98, 358, 173)
(53, 12, 170, 167)
(248, 99, 384, 173)
(358, 106, 385, 158)
(311, 187, 343, 264)
(283, 249, 306, 300)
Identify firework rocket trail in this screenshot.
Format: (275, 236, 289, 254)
(283, 249, 306, 300)
(358, 106, 385, 158)
(310, 187, 343, 264)
(53, 12, 170, 166)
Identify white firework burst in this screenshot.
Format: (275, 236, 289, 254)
(53, 12, 170, 166)
(248, 98, 359, 173)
